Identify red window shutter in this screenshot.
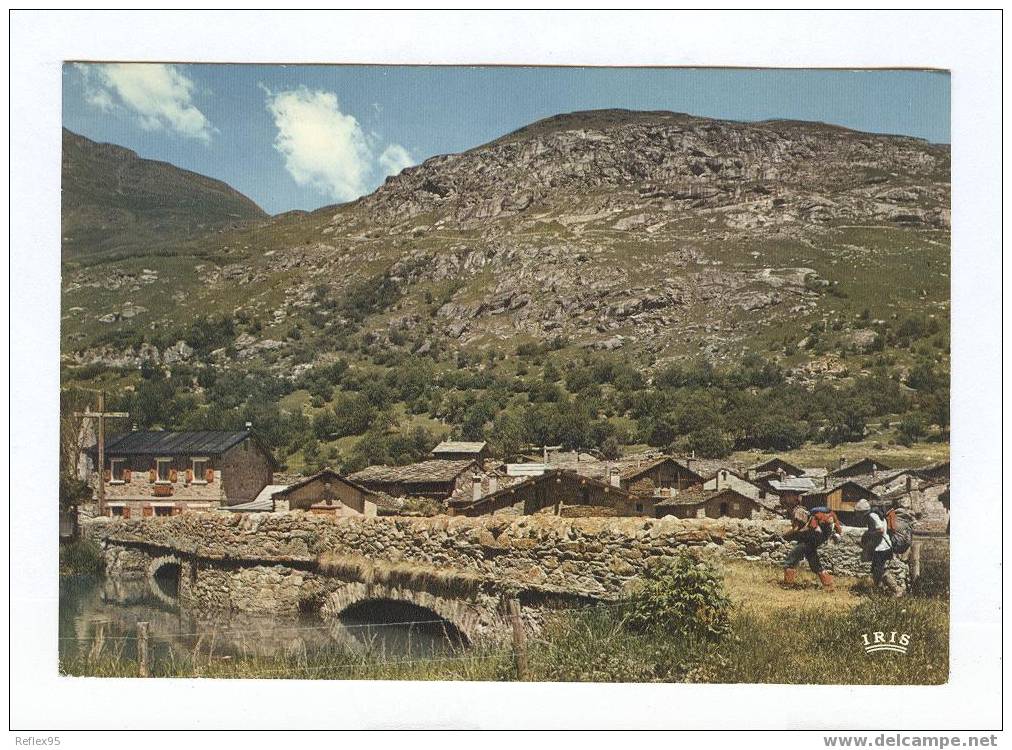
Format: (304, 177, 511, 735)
(169, 468, 178, 483)
(148, 469, 156, 483)
(205, 468, 214, 484)
(103, 469, 111, 482)
(172, 505, 183, 515)
(124, 469, 132, 482)
(186, 469, 193, 484)
(142, 505, 154, 517)
(122, 507, 131, 520)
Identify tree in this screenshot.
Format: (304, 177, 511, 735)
(897, 413, 926, 446)
(682, 427, 732, 458)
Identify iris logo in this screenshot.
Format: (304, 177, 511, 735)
(861, 631, 911, 654)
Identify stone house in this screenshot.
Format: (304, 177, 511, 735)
(271, 468, 380, 516)
(618, 456, 691, 496)
(449, 469, 653, 517)
(654, 487, 769, 520)
(89, 429, 277, 517)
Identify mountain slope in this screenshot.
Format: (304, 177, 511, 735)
(61, 110, 949, 378)
(61, 128, 268, 260)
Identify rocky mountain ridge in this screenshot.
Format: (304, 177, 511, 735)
(62, 110, 950, 380)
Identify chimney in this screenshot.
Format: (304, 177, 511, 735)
(610, 468, 621, 488)
(838, 455, 847, 470)
(245, 421, 253, 430)
(472, 473, 482, 502)
(777, 467, 786, 480)
(717, 470, 727, 490)
(871, 463, 878, 478)
(823, 475, 829, 489)
(906, 476, 913, 492)
(489, 475, 499, 494)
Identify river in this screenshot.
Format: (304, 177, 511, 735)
(59, 575, 467, 673)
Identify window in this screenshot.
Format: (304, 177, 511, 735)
(635, 503, 644, 513)
(110, 506, 124, 517)
(154, 506, 173, 517)
(719, 502, 729, 516)
(110, 459, 126, 482)
(156, 458, 172, 482)
(192, 458, 209, 483)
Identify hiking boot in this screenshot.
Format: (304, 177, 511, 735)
(782, 568, 798, 587)
(817, 571, 835, 592)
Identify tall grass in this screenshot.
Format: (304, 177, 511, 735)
(60, 561, 948, 684)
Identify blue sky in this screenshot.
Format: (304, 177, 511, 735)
(63, 65, 950, 215)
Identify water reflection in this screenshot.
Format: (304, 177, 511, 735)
(59, 576, 466, 671)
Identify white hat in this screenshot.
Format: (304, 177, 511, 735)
(854, 499, 871, 512)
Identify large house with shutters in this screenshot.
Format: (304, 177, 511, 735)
(88, 429, 277, 517)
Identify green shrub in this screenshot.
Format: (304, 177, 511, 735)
(624, 555, 732, 642)
(60, 538, 105, 577)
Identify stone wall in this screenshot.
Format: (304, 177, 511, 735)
(84, 512, 907, 602)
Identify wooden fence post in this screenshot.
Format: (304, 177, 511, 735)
(909, 541, 922, 584)
(137, 621, 150, 678)
(507, 597, 529, 681)
(89, 620, 107, 660)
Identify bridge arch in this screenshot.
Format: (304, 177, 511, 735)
(147, 554, 183, 605)
(320, 582, 494, 644)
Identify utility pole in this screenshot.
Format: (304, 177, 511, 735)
(75, 391, 129, 516)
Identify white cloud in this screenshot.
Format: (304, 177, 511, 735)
(379, 143, 414, 178)
(264, 86, 414, 202)
(77, 63, 215, 143)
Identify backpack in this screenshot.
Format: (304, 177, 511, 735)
(793, 505, 835, 543)
(872, 503, 916, 554)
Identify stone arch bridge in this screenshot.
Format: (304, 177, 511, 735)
(85, 512, 898, 643)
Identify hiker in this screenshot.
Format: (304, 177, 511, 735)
(855, 498, 907, 597)
(782, 499, 843, 590)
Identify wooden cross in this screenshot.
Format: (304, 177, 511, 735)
(75, 391, 129, 516)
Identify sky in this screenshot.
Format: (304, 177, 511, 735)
(62, 65, 950, 216)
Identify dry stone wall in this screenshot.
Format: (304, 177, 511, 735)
(84, 511, 907, 602)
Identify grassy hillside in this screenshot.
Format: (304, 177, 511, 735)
(60, 111, 950, 472)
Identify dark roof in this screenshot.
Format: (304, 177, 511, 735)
(748, 457, 806, 476)
(103, 430, 254, 456)
(829, 457, 893, 478)
(272, 468, 377, 498)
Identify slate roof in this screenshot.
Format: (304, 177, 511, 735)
(349, 459, 476, 484)
(829, 457, 893, 478)
(654, 486, 759, 508)
(748, 457, 806, 476)
(766, 477, 819, 493)
(103, 430, 254, 457)
(618, 455, 678, 480)
(677, 458, 739, 480)
(432, 441, 488, 454)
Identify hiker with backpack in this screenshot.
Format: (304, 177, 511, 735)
(854, 498, 914, 597)
(782, 500, 843, 591)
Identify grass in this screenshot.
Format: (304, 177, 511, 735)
(734, 435, 950, 470)
(59, 561, 947, 684)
